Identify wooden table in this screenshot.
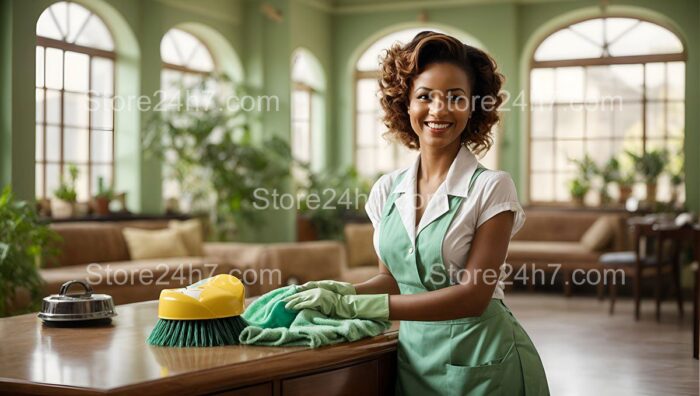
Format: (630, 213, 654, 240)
(0, 301, 398, 395)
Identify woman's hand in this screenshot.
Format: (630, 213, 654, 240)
(284, 288, 389, 320)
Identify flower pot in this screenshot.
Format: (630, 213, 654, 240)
(618, 186, 632, 204)
(296, 214, 318, 242)
(573, 196, 586, 207)
(51, 199, 75, 219)
(93, 197, 111, 216)
(645, 183, 657, 203)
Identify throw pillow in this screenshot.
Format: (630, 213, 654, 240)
(169, 219, 205, 256)
(580, 216, 615, 252)
(122, 227, 188, 260)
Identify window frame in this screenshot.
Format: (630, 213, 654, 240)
(527, 16, 687, 205)
(35, 29, 117, 200)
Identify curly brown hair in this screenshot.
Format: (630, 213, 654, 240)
(378, 31, 505, 155)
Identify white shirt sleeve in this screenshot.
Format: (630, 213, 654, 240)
(364, 174, 391, 229)
(475, 171, 526, 238)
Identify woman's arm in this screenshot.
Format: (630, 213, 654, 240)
(353, 259, 401, 295)
(387, 210, 514, 321)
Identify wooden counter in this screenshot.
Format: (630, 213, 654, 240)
(0, 301, 398, 395)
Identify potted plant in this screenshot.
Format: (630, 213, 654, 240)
(595, 158, 619, 205)
(93, 176, 113, 216)
(0, 186, 59, 316)
(569, 155, 595, 206)
(569, 177, 590, 206)
(627, 149, 668, 204)
(616, 171, 635, 204)
(52, 164, 78, 219)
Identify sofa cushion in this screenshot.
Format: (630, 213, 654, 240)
(507, 241, 600, 263)
(580, 216, 616, 251)
(344, 223, 378, 268)
(169, 219, 205, 256)
(122, 227, 188, 260)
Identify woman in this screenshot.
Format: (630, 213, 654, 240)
(284, 31, 549, 396)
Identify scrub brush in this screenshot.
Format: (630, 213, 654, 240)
(147, 274, 248, 347)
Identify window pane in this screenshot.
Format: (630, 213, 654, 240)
(292, 90, 310, 120)
(555, 172, 576, 201)
(46, 126, 61, 162)
(46, 164, 60, 199)
(357, 79, 379, 112)
(36, 47, 44, 87)
(63, 128, 89, 162)
(569, 19, 603, 46)
(91, 130, 113, 162)
(74, 16, 114, 51)
(357, 112, 378, 146)
(555, 106, 584, 139)
(555, 140, 583, 171)
(36, 124, 44, 161)
(555, 67, 584, 102)
(586, 66, 617, 102)
(36, 164, 44, 198)
(613, 102, 642, 139)
(585, 106, 613, 138)
(45, 48, 63, 90)
(64, 51, 89, 92)
(36, 7, 64, 40)
(646, 102, 664, 139)
(667, 102, 684, 138)
(530, 173, 553, 202)
(66, 2, 91, 43)
(36, 89, 44, 123)
(356, 147, 378, 177)
(645, 63, 665, 100)
(586, 139, 614, 166)
(667, 62, 685, 100)
(91, 57, 114, 95)
(530, 69, 554, 104)
(605, 18, 639, 43)
(91, 165, 112, 195)
(64, 92, 89, 128)
(91, 97, 113, 129)
(608, 22, 683, 56)
(610, 64, 643, 100)
(46, 90, 60, 124)
(530, 105, 553, 138)
(292, 122, 310, 164)
(530, 140, 554, 171)
(534, 29, 603, 61)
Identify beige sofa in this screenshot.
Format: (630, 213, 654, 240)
(43, 220, 346, 304)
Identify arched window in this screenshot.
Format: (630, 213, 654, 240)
(354, 28, 497, 177)
(529, 17, 686, 203)
(159, 28, 216, 205)
(291, 49, 325, 166)
(35, 1, 116, 201)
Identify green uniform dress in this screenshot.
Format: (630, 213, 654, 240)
(377, 167, 550, 396)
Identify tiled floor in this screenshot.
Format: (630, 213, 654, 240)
(505, 293, 698, 396)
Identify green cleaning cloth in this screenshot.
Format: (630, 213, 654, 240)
(240, 285, 391, 348)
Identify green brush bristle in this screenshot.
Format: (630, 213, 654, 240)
(146, 316, 248, 347)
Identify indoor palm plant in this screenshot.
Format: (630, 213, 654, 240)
(0, 186, 59, 316)
(93, 176, 113, 216)
(569, 155, 595, 206)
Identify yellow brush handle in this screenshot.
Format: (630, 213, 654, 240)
(157, 274, 245, 320)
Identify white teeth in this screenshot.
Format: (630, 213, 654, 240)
(426, 122, 450, 129)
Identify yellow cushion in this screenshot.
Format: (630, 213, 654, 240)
(580, 216, 615, 252)
(344, 223, 377, 268)
(169, 219, 205, 256)
(122, 227, 188, 260)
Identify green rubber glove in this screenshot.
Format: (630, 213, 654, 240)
(283, 288, 389, 320)
(295, 280, 356, 295)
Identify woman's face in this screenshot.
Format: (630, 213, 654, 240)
(408, 62, 471, 151)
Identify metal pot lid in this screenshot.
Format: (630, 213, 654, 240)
(38, 280, 117, 322)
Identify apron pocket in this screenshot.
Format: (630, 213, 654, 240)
(445, 342, 519, 396)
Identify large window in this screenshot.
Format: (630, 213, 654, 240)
(529, 17, 686, 203)
(35, 1, 115, 200)
(354, 28, 497, 177)
(159, 28, 216, 207)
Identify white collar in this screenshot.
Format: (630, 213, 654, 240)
(392, 146, 480, 245)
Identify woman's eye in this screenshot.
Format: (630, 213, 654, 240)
(417, 94, 430, 101)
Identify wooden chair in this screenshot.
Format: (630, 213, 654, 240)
(600, 219, 684, 321)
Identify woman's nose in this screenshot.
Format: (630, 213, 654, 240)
(429, 96, 449, 117)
